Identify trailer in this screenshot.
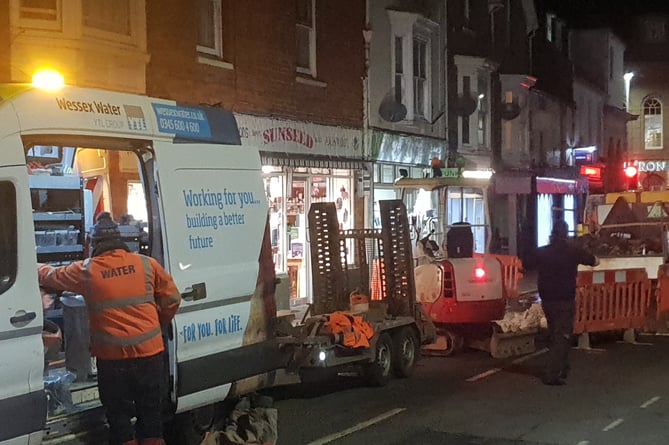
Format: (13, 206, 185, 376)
(277, 200, 436, 386)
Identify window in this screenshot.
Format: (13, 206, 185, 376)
(464, 0, 470, 22)
(643, 18, 667, 43)
(19, 0, 57, 20)
(462, 76, 471, 145)
(0, 181, 17, 295)
(477, 109, 485, 146)
(83, 0, 131, 36)
(546, 13, 555, 42)
(413, 37, 428, 118)
(394, 36, 404, 104)
(644, 98, 663, 150)
(296, 0, 316, 76)
(197, 0, 223, 57)
(609, 47, 614, 80)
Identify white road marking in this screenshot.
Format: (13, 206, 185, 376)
(307, 408, 406, 445)
(616, 341, 654, 346)
(576, 441, 590, 445)
(602, 418, 624, 431)
(640, 396, 661, 408)
(466, 368, 502, 382)
(466, 348, 548, 382)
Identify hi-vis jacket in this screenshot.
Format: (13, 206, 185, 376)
(38, 249, 181, 360)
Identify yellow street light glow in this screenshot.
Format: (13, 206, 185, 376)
(32, 69, 64, 91)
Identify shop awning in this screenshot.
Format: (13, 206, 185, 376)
(260, 152, 369, 170)
(493, 170, 589, 194)
(492, 171, 533, 194)
(536, 176, 588, 194)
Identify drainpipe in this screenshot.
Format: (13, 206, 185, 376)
(362, 0, 373, 228)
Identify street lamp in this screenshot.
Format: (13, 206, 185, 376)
(624, 72, 634, 111)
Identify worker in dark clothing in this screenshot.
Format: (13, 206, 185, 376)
(38, 212, 181, 445)
(532, 220, 599, 386)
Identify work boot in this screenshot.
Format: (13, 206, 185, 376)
(139, 439, 166, 445)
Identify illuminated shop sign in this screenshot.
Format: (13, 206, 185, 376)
(633, 160, 669, 172)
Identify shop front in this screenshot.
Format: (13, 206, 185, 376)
(235, 114, 365, 307)
(370, 130, 447, 228)
(492, 169, 588, 259)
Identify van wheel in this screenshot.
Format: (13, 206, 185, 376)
(166, 404, 216, 445)
(393, 327, 419, 378)
(364, 333, 393, 386)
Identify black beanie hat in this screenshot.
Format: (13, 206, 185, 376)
(90, 212, 120, 241)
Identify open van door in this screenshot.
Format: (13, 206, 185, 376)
(0, 164, 46, 445)
(153, 141, 270, 413)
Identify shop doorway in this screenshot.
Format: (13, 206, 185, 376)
(265, 168, 353, 307)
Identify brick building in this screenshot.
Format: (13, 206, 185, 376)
(3, 0, 367, 306)
(145, 0, 367, 306)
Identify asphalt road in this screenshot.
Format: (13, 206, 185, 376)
(263, 333, 669, 445)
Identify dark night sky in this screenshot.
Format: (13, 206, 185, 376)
(545, 0, 669, 25)
(544, 0, 669, 42)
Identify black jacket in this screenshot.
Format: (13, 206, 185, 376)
(532, 239, 597, 302)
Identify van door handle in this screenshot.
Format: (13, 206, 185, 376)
(10, 310, 37, 326)
(181, 282, 207, 302)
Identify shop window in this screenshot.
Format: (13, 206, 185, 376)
(82, 0, 131, 36)
(296, 0, 317, 76)
(537, 194, 553, 247)
(564, 194, 575, 236)
(644, 98, 663, 150)
(19, 0, 58, 20)
(381, 165, 395, 183)
(0, 181, 17, 295)
(197, 0, 223, 58)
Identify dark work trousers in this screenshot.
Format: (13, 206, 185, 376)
(97, 352, 165, 445)
(541, 299, 576, 381)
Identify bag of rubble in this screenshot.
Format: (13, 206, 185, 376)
(199, 396, 278, 445)
(494, 303, 546, 333)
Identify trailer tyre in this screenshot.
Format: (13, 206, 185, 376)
(365, 333, 393, 386)
(393, 327, 419, 378)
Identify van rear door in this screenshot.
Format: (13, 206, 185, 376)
(153, 141, 269, 413)
(0, 164, 46, 445)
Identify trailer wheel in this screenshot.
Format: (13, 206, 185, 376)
(365, 333, 393, 386)
(393, 327, 419, 378)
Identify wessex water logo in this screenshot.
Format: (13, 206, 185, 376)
(55, 97, 147, 132)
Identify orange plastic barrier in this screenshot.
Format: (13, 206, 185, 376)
(655, 264, 669, 328)
(370, 258, 384, 301)
(574, 268, 651, 335)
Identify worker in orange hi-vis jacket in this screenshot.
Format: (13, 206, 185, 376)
(38, 212, 181, 445)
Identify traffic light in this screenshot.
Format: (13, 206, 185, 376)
(624, 165, 639, 190)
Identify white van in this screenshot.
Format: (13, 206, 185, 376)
(0, 84, 285, 444)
